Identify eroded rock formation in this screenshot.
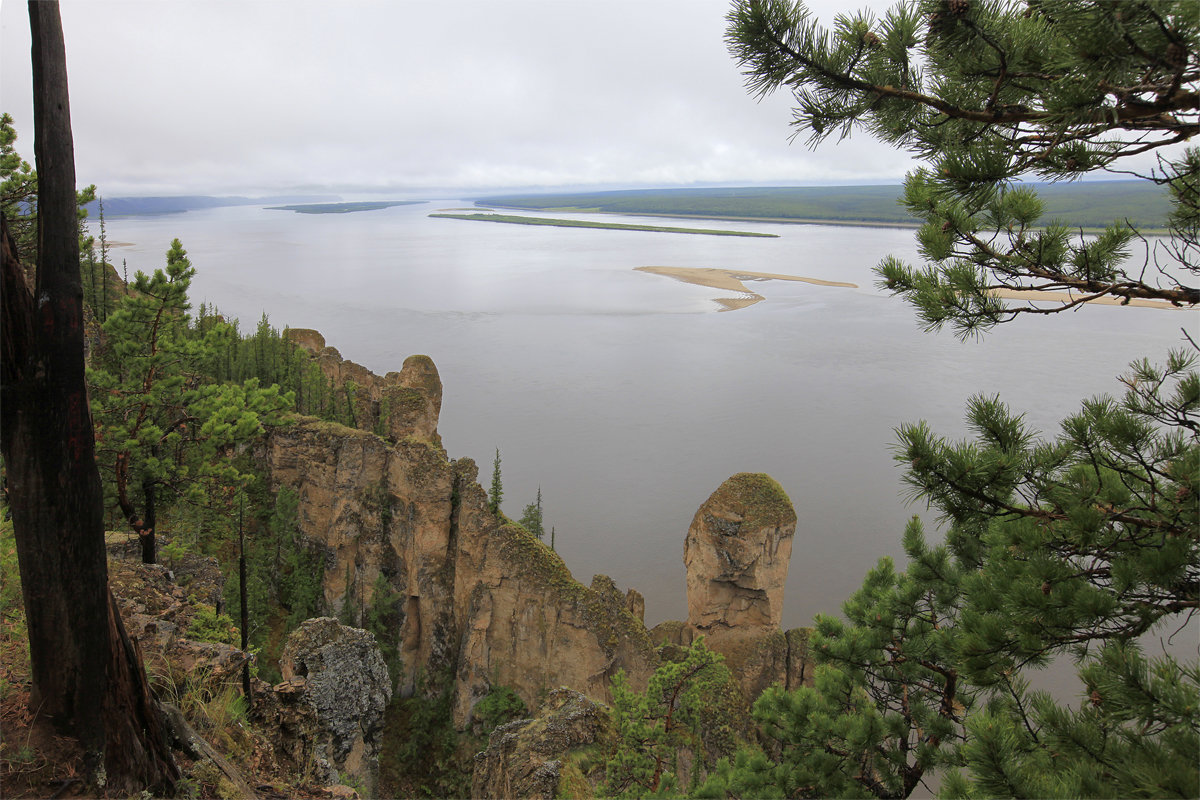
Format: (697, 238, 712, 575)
(471, 688, 612, 800)
(262, 342, 656, 725)
(287, 329, 443, 444)
(685, 472, 797, 638)
(275, 618, 392, 795)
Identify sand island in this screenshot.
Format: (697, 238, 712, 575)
(635, 266, 858, 311)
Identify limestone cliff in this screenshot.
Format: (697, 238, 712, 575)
(685, 472, 797, 638)
(663, 472, 813, 700)
(261, 344, 656, 725)
(264, 337, 816, 732)
(287, 328, 443, 444)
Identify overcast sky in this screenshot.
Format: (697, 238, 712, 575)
(1, 0, 916, 197)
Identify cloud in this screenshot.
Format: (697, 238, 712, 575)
(1, 0, 915, 196)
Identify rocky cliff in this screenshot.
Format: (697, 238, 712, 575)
(262, 342, 656, 726)
(264, 338, 812, 735)
(657, 473, 813, 700)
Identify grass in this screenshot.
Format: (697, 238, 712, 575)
(429, 212, 779, 237)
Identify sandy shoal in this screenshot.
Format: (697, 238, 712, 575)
(637, 265, 855, 293)
(636, 266, 1186, 313)
(989, 288, 1185, 310)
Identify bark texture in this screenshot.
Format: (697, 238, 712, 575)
(0, 3, 178, 792)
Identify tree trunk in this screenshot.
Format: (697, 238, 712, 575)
(0, 3, 178, 792)
(141, 469, 156, 564)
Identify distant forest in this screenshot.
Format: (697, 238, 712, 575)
(479, 181, 1173, 231)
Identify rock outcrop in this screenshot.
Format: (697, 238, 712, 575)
(664, 473, 814, 700)
(264, 338, 815, 736)
(274, 618, 392, 795)
(262, 347, 657, 726)
(685, 473, 797, 639)
(287, 330, 443, 445)
(471, 688, 612, 800)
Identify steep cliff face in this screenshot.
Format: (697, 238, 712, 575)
(685, 472, 797, 638)
(262, 347, 656, 725)
(660, 472, 813, 700)
(265, 340, 816, 732)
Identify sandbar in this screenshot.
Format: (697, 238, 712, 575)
(635, 266, 857, 311)
(989, 288, 1184, 310)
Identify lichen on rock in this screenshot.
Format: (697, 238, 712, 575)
(276, 617, 392, 794)
(471, 688, 613, 800)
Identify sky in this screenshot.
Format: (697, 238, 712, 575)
(0, 0, 917, 198)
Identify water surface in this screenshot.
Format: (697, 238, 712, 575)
(97, 201, 1189, 629)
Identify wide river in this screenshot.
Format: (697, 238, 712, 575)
(95, 200, 1190, 630)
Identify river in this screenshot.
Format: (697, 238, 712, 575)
(93, 199, 1189, 630)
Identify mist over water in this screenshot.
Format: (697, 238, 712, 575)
(97, 201, 1189, 630)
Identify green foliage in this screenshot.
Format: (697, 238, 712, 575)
(719, 5, 1200, 796)
(185, 605, 239, 646)
(367, 574, 403, 689)
(726, 0, 1198, 335)
(1, 112, 97, 281)
(704, 356, 1198, 799)
(88, 239, 293, 561)
(488, 448, 503, 515)
(473, 685, 528, 731)
(706, 521, 968, 799)
(518, 486, 545, 540)
(378, 671, 474, 799)
(605, 638, 736, 797)
(272, 487, 326, 630)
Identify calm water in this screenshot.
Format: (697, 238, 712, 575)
(96, 201, 1191, 630)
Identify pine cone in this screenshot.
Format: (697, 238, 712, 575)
(948, 0, 970, 16)
(862, 31, 881, 48)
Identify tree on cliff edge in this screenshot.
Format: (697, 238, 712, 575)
(715, 1, 1199, 797)
(489, 448, 504, 515)
(0, 2, 177, 792)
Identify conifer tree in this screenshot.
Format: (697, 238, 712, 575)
(719, 2, 1200, 796)
(89, 239, 293, 564)
(519, 485, 545, 540)
(488, 448, 504, 515)
(727, 0, 1198, 336)
(607, 639, 737, 797)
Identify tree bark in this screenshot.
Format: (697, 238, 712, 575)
(0, 3, 178, 792)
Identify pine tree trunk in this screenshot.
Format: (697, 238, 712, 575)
(0, 3, 178, 792)
(141, 472, 157, 564)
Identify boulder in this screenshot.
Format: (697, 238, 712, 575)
(277, 618, 392, 794)
(471, 688, 612, 800)
(684, 473, 797, 640)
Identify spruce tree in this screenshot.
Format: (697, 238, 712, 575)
(519, 486, 545, 540)
(488, 448, 504, 515)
